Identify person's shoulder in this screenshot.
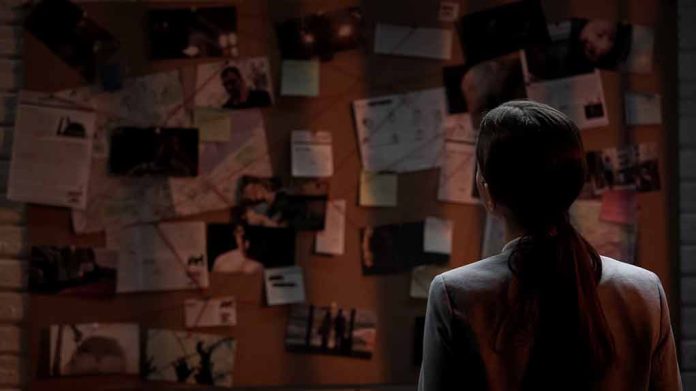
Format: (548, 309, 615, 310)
(599, 256, 662, 300)
(437, 253, 512, 296)
(600, 256, 660, 286)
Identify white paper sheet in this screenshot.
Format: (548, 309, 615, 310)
(625, 92, 661, 125)
(8, 99, 95, 209)
(281, 60, 320, 97)
(424, 217, 453, 254)
(437, 141, 478, 204)
(291, 130, 333, 178)
(523, 70, 609, 130)
(359, 171, 398, 207)
(264, 266, 306, 306)
(315, 199, 346, 255)
(117, 222, 209, 293)
(185, 296, 237, 327)
(374, 24, 452, 60)
(353, 88, 447, 173)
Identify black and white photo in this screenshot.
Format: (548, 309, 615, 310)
(29, 246, 117, 296)
(195, 58, 273, 110)
(109, 127, 198, 177)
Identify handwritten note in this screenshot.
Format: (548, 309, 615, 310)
(315, 199, 346, 255)
(264, 266, 306, 306)
(424, 216, 453, 254)
(185, 296, 237, 327)
(291, 130, 333, 178)
(359, 171, 398, 207)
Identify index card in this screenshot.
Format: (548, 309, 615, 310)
(359, 171, 398, 207)
(374, 24, 453, 60)
(264, 266, 306, 306)
(281, 60, 320, 97)
(424, 217, 453, 254)
(291, 130, 334, 178)
(185, 296, 237, 327)
(315, 199, 347, 255)
(625, 92, 661, 126)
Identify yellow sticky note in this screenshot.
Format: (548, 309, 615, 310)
(359, 171, 397, 207)
(194, 108, 231, 142)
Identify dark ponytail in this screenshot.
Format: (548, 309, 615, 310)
(476, 101, 614, 389)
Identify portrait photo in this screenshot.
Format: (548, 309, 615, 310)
(195, 58, 273, 110)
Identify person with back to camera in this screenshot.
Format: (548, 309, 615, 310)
(418, 101, 681, 391)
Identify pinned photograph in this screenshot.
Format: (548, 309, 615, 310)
(207, 213, 295, 274)
(586, 143, 661, 194)
(147, 6, 238, 59)
(444, 52, 526, 123)
(286, 303, 377, 359)
(49, 323, 139, 376)
(144, 329, 236, 387)
(276, 7, 364, 61)
(195, 58, 273, 110)
(108, 127, 198, 177)
(456, 0, 549, 66)
(361, 221, 449, 275)
(29, 246, 117, 296)
(237, 176, 328, 231)
(24, 0, 119, 81)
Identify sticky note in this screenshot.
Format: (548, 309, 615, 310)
(194, 108, 231, 142)
(281, 60, 320, 97)
(359, 171, 397, 207)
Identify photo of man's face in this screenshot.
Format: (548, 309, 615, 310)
(221, 68, 244, 100)
(580, 20, 617, 62)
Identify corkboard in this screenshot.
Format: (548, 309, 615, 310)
(23, 0, 678, 389)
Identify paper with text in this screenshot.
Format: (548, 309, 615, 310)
(291, 130, 333, 177)
(117, 221, 209, 293)
(8, 99, 95, 209)
(353, 88, 446, 172)
(315, 199, 346, 255)
(264, 266, 306, 306)
(185, 296, 237, 327)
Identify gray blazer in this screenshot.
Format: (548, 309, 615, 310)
(418, 240, 682, 391)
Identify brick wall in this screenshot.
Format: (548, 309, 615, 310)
(0, 1, 26, 390)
